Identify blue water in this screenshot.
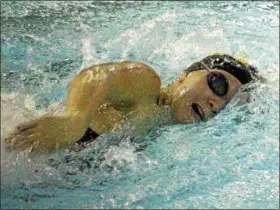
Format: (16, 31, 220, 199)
(1, 1, 279, 209)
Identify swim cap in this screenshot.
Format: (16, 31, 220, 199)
(184, 54, 258, 84)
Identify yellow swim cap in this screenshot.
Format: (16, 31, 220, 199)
(232, 51, 249, 66)
(208, 52, 225, 56)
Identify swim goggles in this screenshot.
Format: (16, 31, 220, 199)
(207, 71, 228, 96)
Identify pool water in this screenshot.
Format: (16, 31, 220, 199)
(1, 1, 279, 209)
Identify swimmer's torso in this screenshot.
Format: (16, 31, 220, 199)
(73, 61, 162, 134)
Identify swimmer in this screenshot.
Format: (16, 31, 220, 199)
(5, 54, 258, 153)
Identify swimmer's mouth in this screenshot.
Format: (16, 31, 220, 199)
(191, 103, 205, 120)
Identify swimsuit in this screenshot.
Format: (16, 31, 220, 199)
(76, 128, 99, 145)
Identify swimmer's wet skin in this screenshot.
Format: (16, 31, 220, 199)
(5, 54, 258, 153)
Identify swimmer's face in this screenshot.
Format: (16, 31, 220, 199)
(170, 69, 242, 123)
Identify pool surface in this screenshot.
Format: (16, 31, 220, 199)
(1, 1, 279, 209)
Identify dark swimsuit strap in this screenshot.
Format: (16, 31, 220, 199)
(76, 128, 99, 145)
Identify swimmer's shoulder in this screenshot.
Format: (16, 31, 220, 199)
(119, 60, 155, 70)
(81, 60, 160, 80)
(118, 60, 160, 79)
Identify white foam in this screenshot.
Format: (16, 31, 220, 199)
(102, 11, 177, 60)
(81, 37, 95, 70)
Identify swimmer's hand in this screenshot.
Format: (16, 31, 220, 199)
(4, 115, 86, 153)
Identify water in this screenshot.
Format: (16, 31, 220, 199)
(1, 1, 279, 209)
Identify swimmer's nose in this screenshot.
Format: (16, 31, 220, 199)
(208, 102, 217, 115)
(208, 100, 225, 115)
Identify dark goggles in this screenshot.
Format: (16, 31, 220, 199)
(207, 72, 228, 96)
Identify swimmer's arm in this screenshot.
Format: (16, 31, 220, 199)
(5, 68, 112, 153)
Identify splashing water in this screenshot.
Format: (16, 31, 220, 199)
(1, 1, 279, 209)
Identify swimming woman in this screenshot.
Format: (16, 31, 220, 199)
(5, 54, 258, 153)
